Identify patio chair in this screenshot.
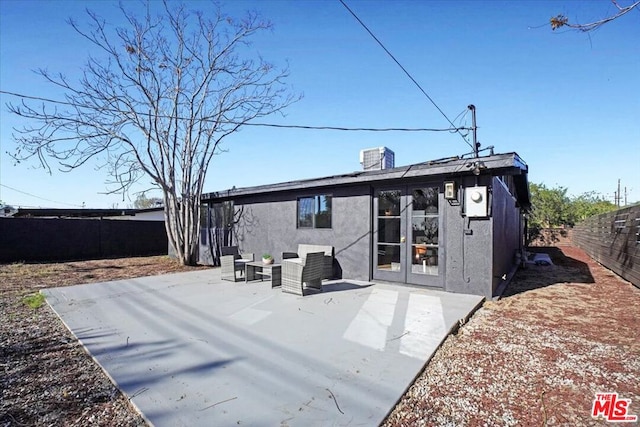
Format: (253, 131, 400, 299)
(281, 251, 324, 296)
(220, 246, 254, 282)
(282, 244, 334, 280)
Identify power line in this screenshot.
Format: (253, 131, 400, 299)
(242, 123, 465, 132)
(0, 184, 84, 207)
(0, 90, 469, 133)
(451, 107, 469, 126)
(338, 0, 473, 149)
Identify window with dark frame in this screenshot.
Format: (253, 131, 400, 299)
(297, 195, 332, 229)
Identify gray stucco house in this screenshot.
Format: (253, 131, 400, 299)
(200, 152, 530, 299)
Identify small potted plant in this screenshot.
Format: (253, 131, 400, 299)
(262, 253, 273, 265)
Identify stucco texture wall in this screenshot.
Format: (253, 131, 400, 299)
(443, 176, 494, 298)
(491, 177, 522, 294)
(233, 185, 372, 280)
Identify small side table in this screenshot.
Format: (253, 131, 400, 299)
(245, 262, 281, 288)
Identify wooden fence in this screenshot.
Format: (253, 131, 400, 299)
(0, 217, 168, 263)
(572, 205, 639, 287)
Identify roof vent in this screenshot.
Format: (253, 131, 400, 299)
(359, 147, 395, 171)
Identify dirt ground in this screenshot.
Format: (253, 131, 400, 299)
(0, 256, 204, 426)
(1, 247, 639, 426)
(383, 246, 640, 426)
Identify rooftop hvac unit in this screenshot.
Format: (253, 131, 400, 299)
(359, 147, 395, 171)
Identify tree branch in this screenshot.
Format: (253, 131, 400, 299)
(551, 0, 640, 32)
(7, 0, 299, 265)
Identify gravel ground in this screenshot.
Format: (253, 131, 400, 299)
(1, 257, 204, 426)
(383, 246, 639, 426)
(1, 247, 638, 426)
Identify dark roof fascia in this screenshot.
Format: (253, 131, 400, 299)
(13, 208, 139, 218)
(513, 173, 531, 210)
(203, 152, 528, 202)
(506, 152, 531, 209)
(134, 207, 165, 213)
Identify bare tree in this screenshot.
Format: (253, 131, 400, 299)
(8, 1, 298, 265)
(550, 0, 640, 31)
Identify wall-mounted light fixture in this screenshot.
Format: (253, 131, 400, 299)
(466, 160, 487, 176)
(444, 181, 457, 200)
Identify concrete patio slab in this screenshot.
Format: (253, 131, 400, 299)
(43, 269, 484, 426)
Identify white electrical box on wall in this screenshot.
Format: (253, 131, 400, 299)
(444, 181, 457, 200)
(465, 186, 488, 217)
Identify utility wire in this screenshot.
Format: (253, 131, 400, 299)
(338, 0, 473, 149)
(0, 183, 84, 207)
(451, 107, 469, 126)
(241, 123, 464, 132)
(0, 90, 469, 133)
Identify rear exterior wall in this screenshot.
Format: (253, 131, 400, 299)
(202, 174, 524, 299)
(442, 175, 494, 298)
(232, 185, 372, 281)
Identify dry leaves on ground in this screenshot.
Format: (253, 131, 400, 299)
(1, 256, 204, 426)
(383, 246, 640, 426)
(2, 248, 638, 426)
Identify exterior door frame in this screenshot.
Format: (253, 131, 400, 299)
(372, 186, 407, 283)
(372, 184, 443, 287)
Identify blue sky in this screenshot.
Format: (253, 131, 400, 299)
(1, 0, 638, 208)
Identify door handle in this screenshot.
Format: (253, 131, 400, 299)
(400, 236, 406, 243)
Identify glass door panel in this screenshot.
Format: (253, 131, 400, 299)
(377, 189, 401, 217)
(374, 189, 405, 281)
(377, 244, 401, 271)
(407, 187, 442, 286)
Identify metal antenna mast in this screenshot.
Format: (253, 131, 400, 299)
(468, 104, 479, 158)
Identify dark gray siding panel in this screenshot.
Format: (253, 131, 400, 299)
(330, 187, 372, 280)
(234, 185, 372, 281)
(443, 176, 493, 298)
(491, 177, 522, 294)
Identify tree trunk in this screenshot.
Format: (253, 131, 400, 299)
(164, 194, 201, 267)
